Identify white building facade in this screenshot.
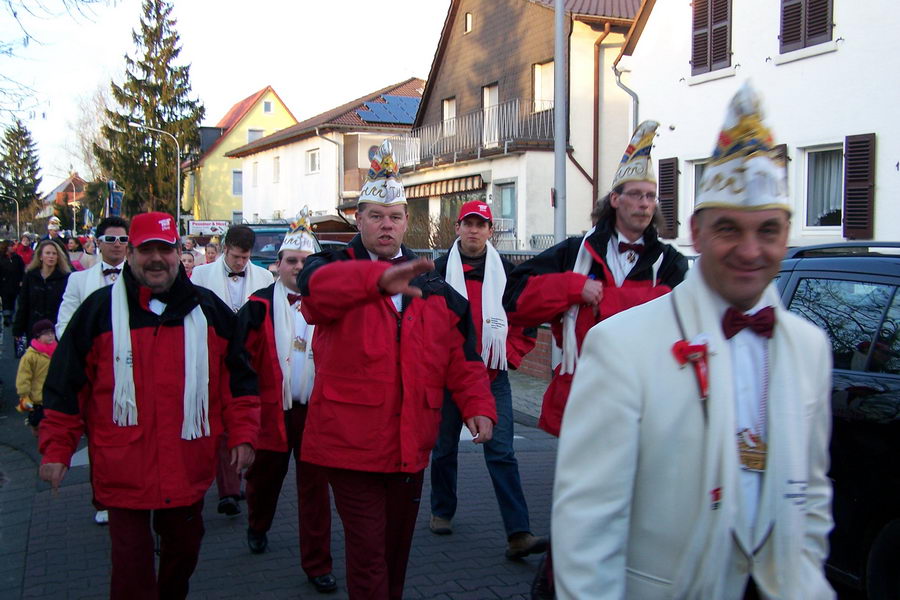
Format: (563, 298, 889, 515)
(620, 0, 898, 250)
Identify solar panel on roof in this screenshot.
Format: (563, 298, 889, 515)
(356, 95, 421, 125)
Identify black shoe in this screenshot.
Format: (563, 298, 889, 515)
(217, 496, 241, 517)
(308, 573, 338, 594)
(247, 528, 268, 554)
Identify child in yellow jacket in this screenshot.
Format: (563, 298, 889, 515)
(16, 319, 57, 434)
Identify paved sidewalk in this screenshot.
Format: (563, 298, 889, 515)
(0, 329, 557, 599)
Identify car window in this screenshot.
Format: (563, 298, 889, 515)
(251, 231, 287, 261)
(788, 277, 895, 372)
(876, 292, 900, 375)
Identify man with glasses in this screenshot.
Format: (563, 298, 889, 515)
(505, 121, 688, 438)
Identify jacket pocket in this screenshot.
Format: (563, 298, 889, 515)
(320, 378, 387, 407)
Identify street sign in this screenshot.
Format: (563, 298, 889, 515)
(188, 220, 229, 236)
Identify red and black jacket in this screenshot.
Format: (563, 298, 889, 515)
(39, 264, 260, 509)
(296, 234, 496, 473)
(502, 218, 688, 435)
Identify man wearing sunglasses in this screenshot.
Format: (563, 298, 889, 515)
(56, 217, 129, 339)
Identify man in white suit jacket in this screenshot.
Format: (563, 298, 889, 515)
(56, 216, 130, 338)
(552, 83, 835, 600)
(190, 224, 273, 516)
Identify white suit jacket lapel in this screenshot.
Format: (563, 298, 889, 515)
(90, 262, 106, 294)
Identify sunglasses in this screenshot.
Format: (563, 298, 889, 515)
(100, 235, 129, 244)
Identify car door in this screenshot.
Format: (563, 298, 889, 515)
(778, 268, 900, 589)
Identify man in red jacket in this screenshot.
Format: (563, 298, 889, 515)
(298, 141, 497, 600)
(429, 200, 548, 559)
(504, 121, 689, 437)
(38, 212, 260, 600)
(234, 219, 336, 594)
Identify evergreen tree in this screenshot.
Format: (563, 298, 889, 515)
(0, 118, 42, 227)
(95, 0, 203, 217)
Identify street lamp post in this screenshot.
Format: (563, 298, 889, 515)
(0, 194, 20, 240)
(128, 122, 182, 235)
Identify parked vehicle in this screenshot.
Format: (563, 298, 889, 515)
(776, 242, 900, 599)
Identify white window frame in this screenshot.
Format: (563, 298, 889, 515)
(263, 101, 272, 114)
(442, 97, 457, 136)
(232, 170, 243, 196)
(464, 12, 473, 33)
(248, 129, 264, 143)
(799, 143, 843, 233)
(688, 158, 711, 212)
(273, 156, 280, 184)
(306, 148, 321, 174)
(532, 61, 554, 113)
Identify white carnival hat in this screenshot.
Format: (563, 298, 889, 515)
(358, 140, 407, 207)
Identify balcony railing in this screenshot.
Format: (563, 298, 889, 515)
(389, 98, 554, 167)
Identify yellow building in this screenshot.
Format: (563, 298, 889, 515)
(183, 86, 297, 222)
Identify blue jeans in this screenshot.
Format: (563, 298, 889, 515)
(430, 370, 530, 537)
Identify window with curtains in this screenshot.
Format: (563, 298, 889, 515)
(692, 0, 731, 75)
(533, 61, 554, 112)
(806, 147, 843, 226)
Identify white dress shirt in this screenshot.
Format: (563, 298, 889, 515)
(605, 230, 644, 287)
(290, 297, 314, 403)
(367, 249, 404, 312)
(223, 260, 247, 312)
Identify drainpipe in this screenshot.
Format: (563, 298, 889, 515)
(316, 127, 343, 213)
(592, 22, 612, 206)
(613, 64, 639, 132)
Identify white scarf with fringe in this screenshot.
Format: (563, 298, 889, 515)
(110, 274, 210, 439)
(445, 239, 508, 370)
(560, 226, 596, 375)
(272, 280, 315, 409)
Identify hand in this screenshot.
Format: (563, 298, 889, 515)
(39, 463, 68, 493)
(465, 416, 494, 444)
(377, 258, 435, 297)
(230, 443, 255, 474)
(581, 279, 603, 308)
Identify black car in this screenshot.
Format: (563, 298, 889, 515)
(776, 242, 900, 599)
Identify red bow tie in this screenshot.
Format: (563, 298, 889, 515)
(722, 306, 775, 339)
(287, 293, 302, 305)
(618, 242, 644, 255)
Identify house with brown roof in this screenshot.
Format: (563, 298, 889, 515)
(182, 86, 297, 222)
(390, 0, 641, 249)
(225, 78, 425, 223)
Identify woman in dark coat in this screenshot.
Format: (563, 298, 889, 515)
(13, 239, 71, 343)
(0, 240, 25, 327)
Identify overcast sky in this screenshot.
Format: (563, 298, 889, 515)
(2, 0, 450, 194)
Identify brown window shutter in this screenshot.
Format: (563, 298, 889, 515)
(657, 158, 679, 239)
(805, 0, 833, 46)
(710, 0, 731, 70)
(780, 0, 804, 53)
(843, 133, 876, 240)
(692, 0, 711, 75)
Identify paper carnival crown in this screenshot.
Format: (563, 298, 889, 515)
(612, 120, 659, 190)
(279, 207, 320, 254)
(358, 140, 407, 206)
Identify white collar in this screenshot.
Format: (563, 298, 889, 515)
(614, 228, 645, 247)
(366, 249, 403, 261)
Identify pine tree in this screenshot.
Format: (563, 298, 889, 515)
(0, 118, 42, 229)
(95, 0, 203, 218)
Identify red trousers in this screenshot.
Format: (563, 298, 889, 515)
(244, 403, 332, 576)
(325, 467, 424, 600)
(107, 500, 204, 600)
(215, 433, 242, 498)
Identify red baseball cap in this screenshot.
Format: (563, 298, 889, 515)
(457, 200, 493, 222)
(129, 212, 178, 247)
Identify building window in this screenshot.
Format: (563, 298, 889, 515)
(464, 12, 473, 33)
(263, 101, 272, 113)
(252, 162, 259, 187)
(232, 170, 243, 196)
(273, 156, 280, 183)
(307, 149, 320, 174)
(248, 129, 264, 143)
(532, 61, 554, 112)
(691, 0, 731, 75)
(692, 161, 709, 208)
(780, 0, 833, 54)
(495, 182, 516, 233)
(805, 146, 843, 227)
(482, 83, 499, 147)
(442, 97, 457, 136)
